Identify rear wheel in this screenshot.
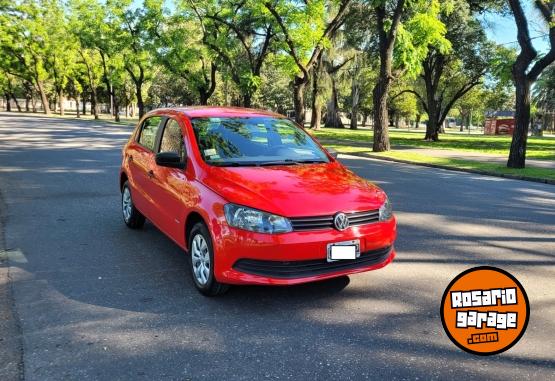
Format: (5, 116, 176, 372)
(189, 222, 229, 296)
(121, 181, 145, 229)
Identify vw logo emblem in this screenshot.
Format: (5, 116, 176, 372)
(333, 212, 349, 231)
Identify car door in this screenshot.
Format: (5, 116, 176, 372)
(126, 115, 164, 221)
(150, 117, 194, 247)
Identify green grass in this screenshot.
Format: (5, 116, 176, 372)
(311, 128, 555, 161)
(327, 147, 555, 181)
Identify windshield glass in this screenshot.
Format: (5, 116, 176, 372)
(191, 117, 329, 166)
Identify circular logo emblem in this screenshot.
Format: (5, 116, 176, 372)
(440, 266, 529, 356)
(333, 212, 349, 231)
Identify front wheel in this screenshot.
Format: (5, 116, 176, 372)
(189, 222, 229, 296)
(121, 181, 145, 229)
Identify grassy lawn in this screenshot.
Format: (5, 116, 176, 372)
(325, 145, 555, 182)
(373, 151, 555, 181)
(311, 128, 555, 161)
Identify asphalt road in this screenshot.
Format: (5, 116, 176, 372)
(0, 113, 554, 381)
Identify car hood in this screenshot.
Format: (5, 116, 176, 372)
(201, 163, 386, 217)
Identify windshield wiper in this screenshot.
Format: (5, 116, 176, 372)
(211, 161, 260, 167)
(258, 159, 299, 166)
(295, 159, 328, 164)
(258, 159, 328, 166)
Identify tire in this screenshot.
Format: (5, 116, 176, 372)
(121, 181, 146, 229)
(188, 222, 229, 296)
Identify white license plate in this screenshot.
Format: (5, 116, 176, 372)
(327, 240, 360, 262)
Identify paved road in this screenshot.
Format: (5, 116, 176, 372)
(0, 113, 554, 380)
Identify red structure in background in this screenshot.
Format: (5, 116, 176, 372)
(484, 118, 515, 135)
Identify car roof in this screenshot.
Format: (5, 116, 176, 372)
(151, 106, 285, 119)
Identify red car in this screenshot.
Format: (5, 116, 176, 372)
(120, 107, 396, 296)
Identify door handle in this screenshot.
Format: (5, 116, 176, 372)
(147, 170, 154, 178)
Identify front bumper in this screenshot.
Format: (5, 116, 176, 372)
(212, 216, 397, 285)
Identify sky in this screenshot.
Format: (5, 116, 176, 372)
(481, 5, 550, 54)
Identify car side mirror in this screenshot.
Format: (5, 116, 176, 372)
(155, 151, 186, 169)
(326, 147, 339, 160)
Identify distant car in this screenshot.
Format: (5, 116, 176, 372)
(119, 107, 396, 295)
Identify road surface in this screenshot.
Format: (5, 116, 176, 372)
(0, 113, 554, 380)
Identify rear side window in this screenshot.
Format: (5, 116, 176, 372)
(138, 116, 162, 151)
(159, 119, 185, 160)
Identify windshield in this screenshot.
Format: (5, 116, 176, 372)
(191, 117, 330, 166)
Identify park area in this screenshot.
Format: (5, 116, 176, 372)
(2, 0, 555, 380)
(0, 113, 554, 380)
(311, 128, 555, 182)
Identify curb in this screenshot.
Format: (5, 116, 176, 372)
(340, 152, 555, 186)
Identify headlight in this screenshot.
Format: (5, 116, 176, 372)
(379, 197, 393, 221)
(224, 203, 292, 233)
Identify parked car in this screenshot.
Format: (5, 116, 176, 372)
(120, 107, 397, 295)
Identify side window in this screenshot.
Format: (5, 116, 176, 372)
(159, 119, 185, 160)
(138, 116, 162, 151)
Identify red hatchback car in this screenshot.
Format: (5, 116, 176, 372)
(120, 107, 396, 295)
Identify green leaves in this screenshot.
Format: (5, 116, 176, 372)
(394, 0, 451, 78)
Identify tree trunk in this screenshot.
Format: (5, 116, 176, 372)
(10, 93, 21, 112)
(82, 96, 86, 115)
(415, 113, 421, 129)
(243, 93, 252, 108)
(136, 84, 144, 119)
(310, 62, 322, 130)
(310, 84, 322, 130)
(113, 99, 120, 122)
(199, 90, 209, 105)
(75, 95, 80, 118)
(58, 90, 64, 116)
(36, 80, 51, 115)
(108, 84, 113, 115)
(350, 80, 360, 130)
(362, 113, 368, 127)
(372, 76, 391, 151)
(4, 94, 11, 111)
(91, 88, 99, 119)
(25, 94, 30, 112)
(293, 77, 306, 125)
(325, 77, 344, 128)
(507, 77, 530, 168)
(425, 96, 441, 141)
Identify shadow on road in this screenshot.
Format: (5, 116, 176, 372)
(1, 114, 554, 380)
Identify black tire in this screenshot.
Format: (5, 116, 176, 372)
(121, 181, 146, 229)
(188, 222, 229, 296)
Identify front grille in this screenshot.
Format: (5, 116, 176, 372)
(233, 246, 392, 279)
(289, 209, 379, 231)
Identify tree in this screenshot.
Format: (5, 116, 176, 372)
(108, 0, 163, 118)
(156, 7, 217, 105)
(349, 53, 364, 129)
(196, 0, 275, 107)
(398, 1, 507, 140)
(43, 3, 77, 116)
(71, 0, 126, 121)
(506, 0, 555, 168)
(533, 63, 555, 133)
(265, 0, 352, 125)
(371, 0, 405, 150)
(370, 0, 448, 150)
(0, 0, 59, 114)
